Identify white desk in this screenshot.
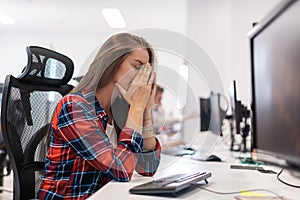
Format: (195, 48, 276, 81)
(88, 153, 299, 200)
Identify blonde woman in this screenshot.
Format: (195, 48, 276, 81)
(38, 33, 161, 199)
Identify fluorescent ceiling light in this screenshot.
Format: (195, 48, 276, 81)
(101, 8, 127, 29)
(0, 11, 16, 25)
(178, 64, 189, 81)
(177, 64, 189, 109)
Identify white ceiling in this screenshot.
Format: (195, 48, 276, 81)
(0, 0, 188, 34)
(0, 0, 189, 82)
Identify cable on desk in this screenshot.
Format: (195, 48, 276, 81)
(191, 184, 285, 199)
(277, 168, 300, 188)
(290, 170, 300, 179)
(0, 186, 13, 193)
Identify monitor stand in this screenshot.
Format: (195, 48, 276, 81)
(240, 106, 251, 153)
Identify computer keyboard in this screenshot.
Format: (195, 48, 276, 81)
(129, 171, 212, 195)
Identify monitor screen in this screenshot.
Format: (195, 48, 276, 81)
(200, 97, 211, 132)
(200, 92, 227, 135)
(249, 0, 300, 169)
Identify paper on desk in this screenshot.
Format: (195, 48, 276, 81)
(234, 195, 290, 200)
(240, 191, 266, 196)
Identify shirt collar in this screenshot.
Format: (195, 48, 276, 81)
(75, 88, 109, 129)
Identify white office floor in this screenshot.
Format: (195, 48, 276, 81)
(0, 173, 13, 200)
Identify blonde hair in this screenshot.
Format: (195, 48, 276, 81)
(74, 32, 155, 92)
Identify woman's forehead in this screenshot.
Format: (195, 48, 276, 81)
(126, 48, 149, 64)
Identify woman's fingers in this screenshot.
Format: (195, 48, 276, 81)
(131, 64, 151, 84)
(115, 83, 130, 102)
(131, 64, 145, 83)
(115, 64, 154, 105)
(148, 71, 155, 85)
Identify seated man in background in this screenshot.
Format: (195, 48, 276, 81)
(152, 85, 198, 154)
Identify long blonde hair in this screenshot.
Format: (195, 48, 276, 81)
(74, 32, 155, 92)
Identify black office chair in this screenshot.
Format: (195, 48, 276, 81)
(0, 82, 12, 193)
(1, 46, 74, 200)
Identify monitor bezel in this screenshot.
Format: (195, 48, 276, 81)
(249, 0, 300, 170)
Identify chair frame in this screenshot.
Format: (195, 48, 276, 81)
(1, 46, 74, 200)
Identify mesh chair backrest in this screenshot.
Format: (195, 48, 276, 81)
(5, 79, 72, 195)
(19, 46, 73, 86)
(5, 80, 71, 164)
(1, 46, 74, 200)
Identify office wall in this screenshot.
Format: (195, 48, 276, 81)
(182, 0, 281, 144)
(185, 0, 281, 104)
(0, 32, 101, 81)
(228, 0, 281, 104)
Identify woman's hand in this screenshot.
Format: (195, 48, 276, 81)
(116, 64, 154, 111)
(144, 72, 156, 119)
(117, 64, 155, 135)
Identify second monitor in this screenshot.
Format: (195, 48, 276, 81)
(199, 92, 228, 136)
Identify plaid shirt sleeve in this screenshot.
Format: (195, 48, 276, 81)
(135, 138, 161, 176)
(56, 95, 160, 182)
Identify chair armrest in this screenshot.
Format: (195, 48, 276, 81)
(19, 161, 45, 199)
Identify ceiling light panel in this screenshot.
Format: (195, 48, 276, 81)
(0, 11, 16, 25)
(101, 8, 127, 29)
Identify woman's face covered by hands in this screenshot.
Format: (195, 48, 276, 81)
(114, 48, 156, 106)
(114, 48, 150, 89)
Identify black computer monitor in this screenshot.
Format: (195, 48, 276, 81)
(228, 80, 251, 152)
(0, 83, 3, 112)
(228, 80, 242, 136)
(200, 92, 227, 135)
(249, 0, 300, 170)
(200, 97, 211, 132)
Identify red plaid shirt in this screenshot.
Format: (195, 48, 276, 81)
(37, 89, 161, 199)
